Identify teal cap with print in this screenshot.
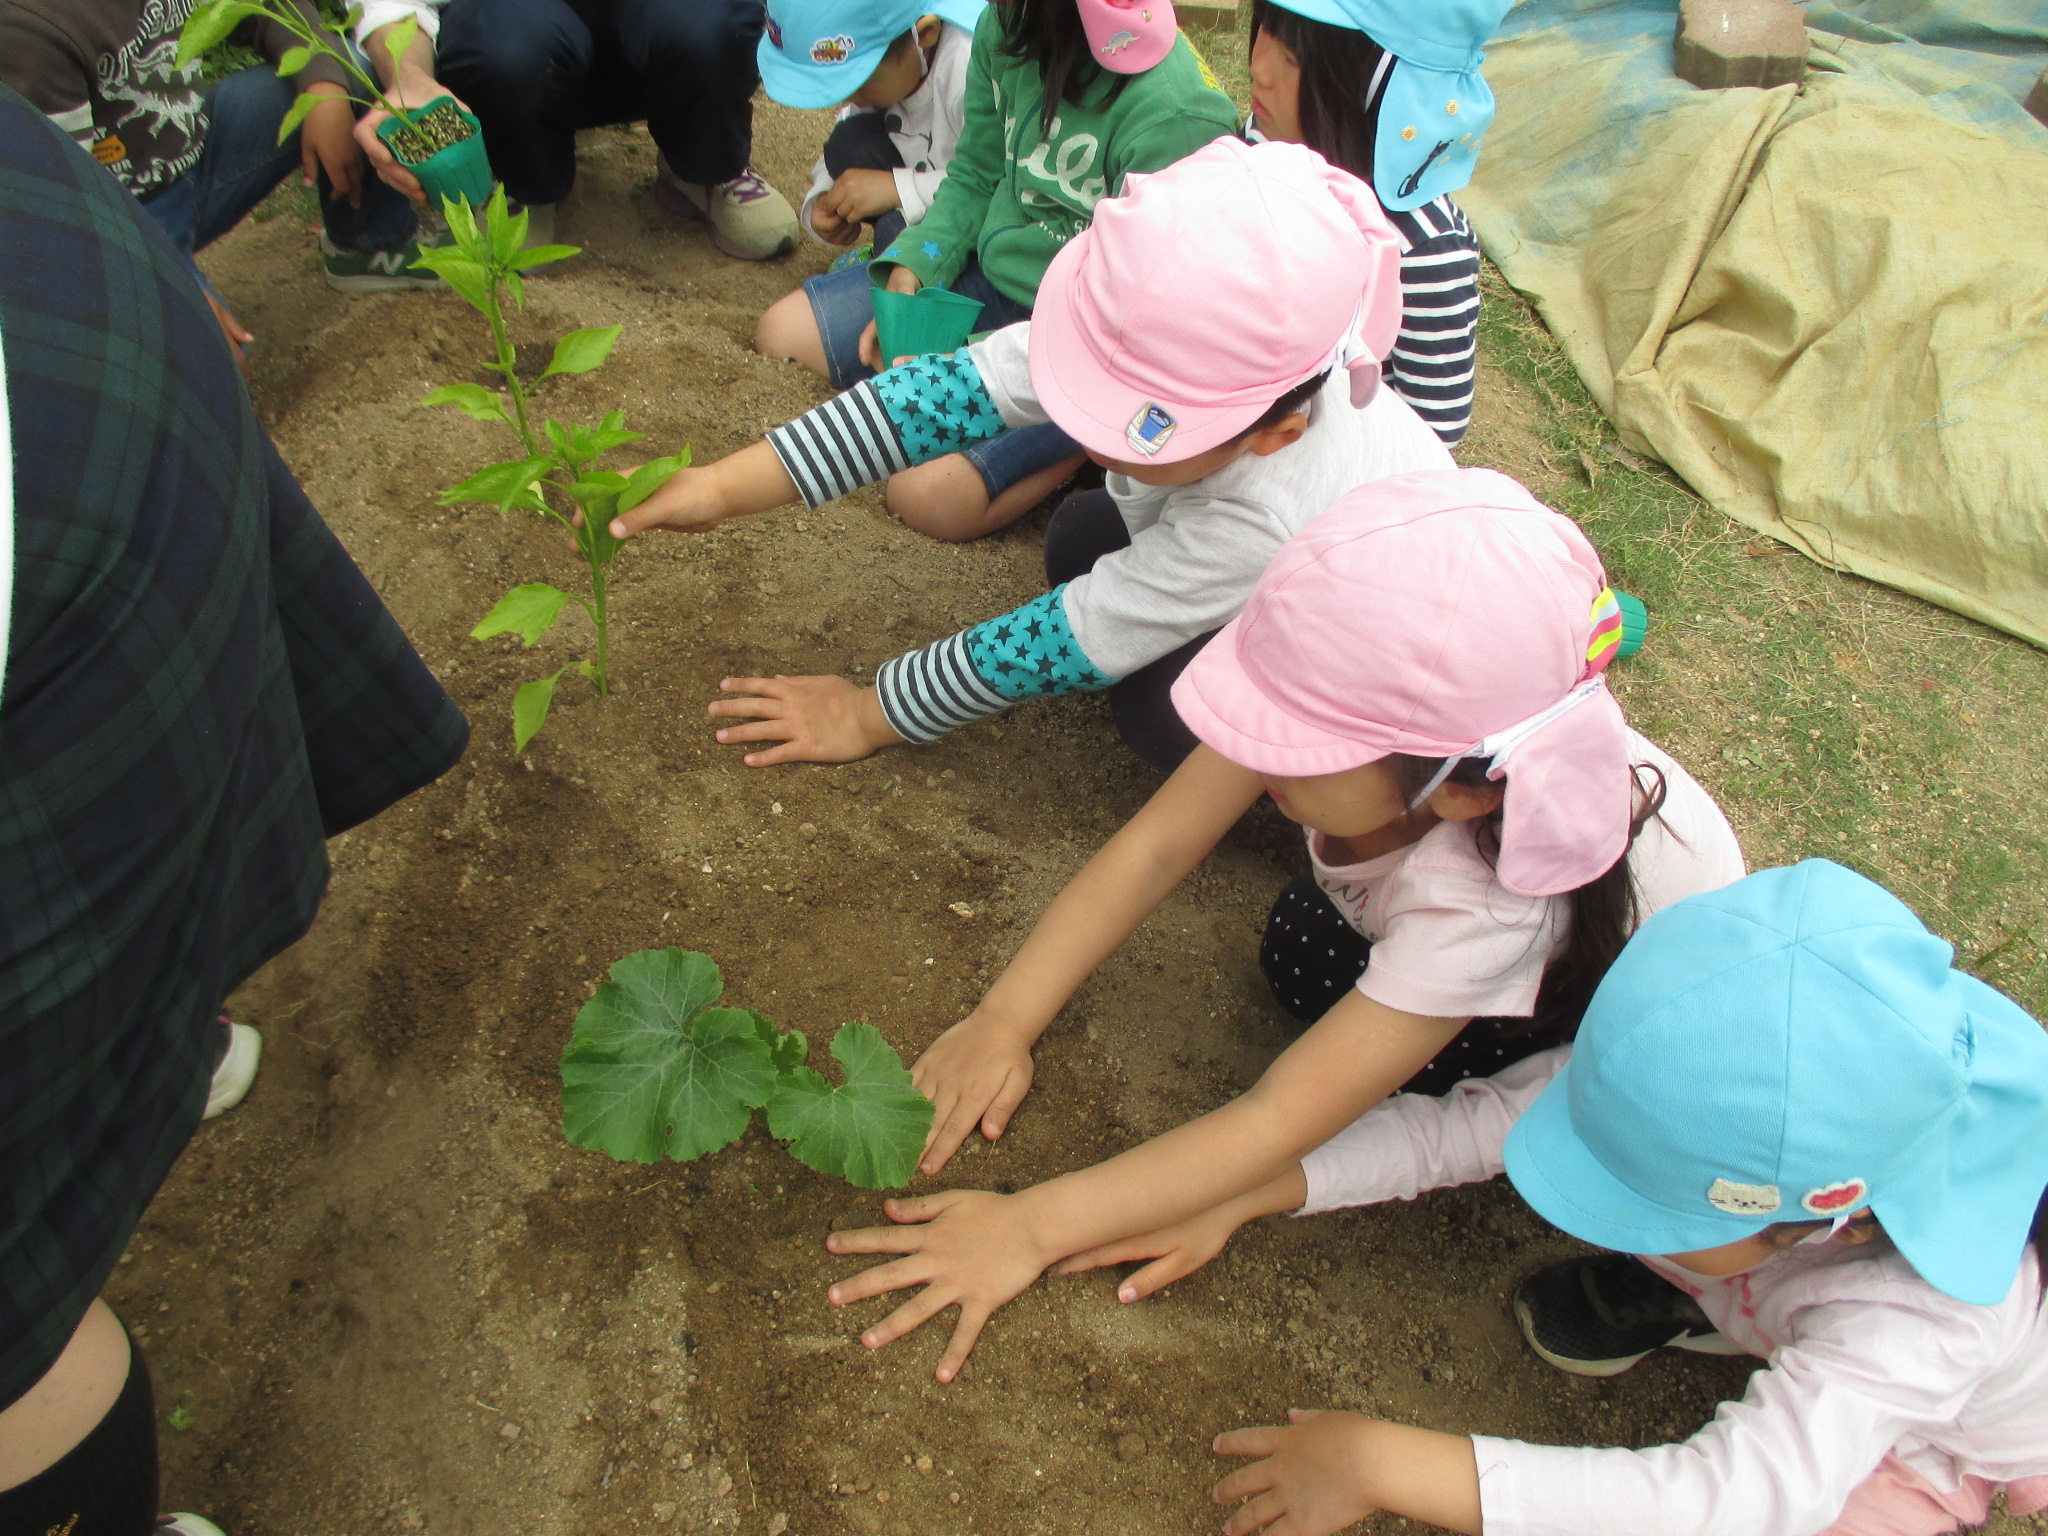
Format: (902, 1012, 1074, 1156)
(758, 0, 986, 109)
(1267, 0, 1511, 210)
(1504, 860, 2048, 1306)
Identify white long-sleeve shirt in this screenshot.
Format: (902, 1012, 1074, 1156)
(1298, 1048, 2048, 1536)
(799, 20, 972, 240)
(352, 0, 444, 47)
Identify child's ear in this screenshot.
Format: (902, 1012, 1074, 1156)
(1243, 413, 1311, 457)
(916, 14, 943, 45)
(1429, 779, 1505, 822)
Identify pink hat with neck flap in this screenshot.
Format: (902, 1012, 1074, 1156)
(1170, 467, 1637, 898)
(1027, 137, 1404, 465)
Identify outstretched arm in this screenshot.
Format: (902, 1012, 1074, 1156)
(913, 746, 1264, 1171)
(1214, 1413, 1483, 1536)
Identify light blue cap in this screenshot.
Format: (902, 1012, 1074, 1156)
(1267, 0, 1512, 210)
(758, 0, 986, 110)
(1504, 860, 2048, 1306)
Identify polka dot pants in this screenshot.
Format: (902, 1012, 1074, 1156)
(1258, 876, 1560, 1097)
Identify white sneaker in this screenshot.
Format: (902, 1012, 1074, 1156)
(157, 1516, 228, 1536)
(203, 1020, 262, 1121)
(654, 156, 796, 260)
(510, 200, 558, 248)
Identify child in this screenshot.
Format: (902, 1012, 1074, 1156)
(751, 0, 986, 261)
(817, 468, 1745, 1383)
(619, 137, 1451, 770)
(752, 0, 1241, 542)
(1210, 860, 2048, 1536)
(1244, 0, 1514, 444)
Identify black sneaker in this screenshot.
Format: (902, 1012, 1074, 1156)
(1513, 1255, 1745, 1377)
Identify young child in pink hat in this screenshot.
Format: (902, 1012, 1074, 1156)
(618, 137, 1452, 769)
(815, 467, 1744, 1385)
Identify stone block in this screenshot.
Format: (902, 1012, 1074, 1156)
(1176, 0, 1241, 32)
(2026, 68, 2047, 127)
(1674, 0, 1809, 90)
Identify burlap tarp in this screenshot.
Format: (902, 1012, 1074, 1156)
(1460, 0, 2048, 645)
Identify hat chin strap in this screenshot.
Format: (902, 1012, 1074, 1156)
(1327, 295, 1384, 408)
(1403, 677, 1609, 812)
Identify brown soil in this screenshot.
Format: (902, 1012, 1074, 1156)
(128, 107, 2028, 1536)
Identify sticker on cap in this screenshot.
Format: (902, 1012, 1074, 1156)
(1101, 29, 1136, 53)
(765, 11, 784, 48)
(1707, 1178, 1781, 1216)
(1801, 1178, 1869, 1216)
(1126, 403, 1177, 456)
(810, 33, 854, 62)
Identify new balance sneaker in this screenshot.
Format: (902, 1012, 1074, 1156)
(654, 156, 796, 260)
(157, 1515, 228, 1536)
(203, 1017, 262, 1121)
(320, 235, 446, 293)
(1513, 1254, 1744, 1377)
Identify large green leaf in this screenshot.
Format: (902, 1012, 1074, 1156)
(472, 582, 568, 647)
(511, 671, 557, 753)
(176, 1, 264, 67)
(440, 454, 553, 512)
(381, 14, 420, 82)
(561, 950, 779, 1164)
(767, 1024, 933, 1189)
(407, 246, 492, 311)
(510, 243, 582, 271)
(421, 383, 507, 423)
(273, 89, 324, 146)
(276, 44, 314, 76)
(541, 326, 621, 379)
(618, 450, 692, 515)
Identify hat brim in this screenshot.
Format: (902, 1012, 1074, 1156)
(1169, 616, 1405, 777)
(756, 37, 886, 109)
(1504, 1064, 1768, 1256)
(1027, 240, 1274, 465)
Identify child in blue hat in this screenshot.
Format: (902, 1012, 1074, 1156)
(753, 0, 988, 257)
(1244, 0, 1513, 445)
(1209, 860, 2048, 1536)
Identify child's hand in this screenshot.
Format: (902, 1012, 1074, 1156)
(1213, 1411, 1384, 1536)
(858, 265, 924, 372)
(707, 676, 904, 766)
(911, 1013, 1039, 1174)
(823, 168, 902, 224)
(825, 1190, 1055, 1382)
(607, 464, 730, 538)
(809, 204, 861, 246)
(300, 85, 364, 207)
(1054, 1198, 1250, 1301)
(204, 292, 254, 372)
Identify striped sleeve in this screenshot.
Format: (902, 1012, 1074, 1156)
(764, 382, 911, 508)
(873, 585, 1120, 743)
(1384, 195, 1481, 446)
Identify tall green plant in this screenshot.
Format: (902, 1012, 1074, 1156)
(413, 191, 687, 750)
(178, 2, 428, 145)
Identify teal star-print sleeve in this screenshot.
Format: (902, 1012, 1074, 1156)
(765, 350, 1007, 507)
(875, 585, 1119, 743)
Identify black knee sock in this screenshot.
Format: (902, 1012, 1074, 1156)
(0, 1330, 159, 1536)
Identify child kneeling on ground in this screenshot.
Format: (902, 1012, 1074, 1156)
(620, 137, 1450, 770)
(816, 467, 1745, 1383)
(754, 0, 985, 258)
(1211, 859, 2048, 1536)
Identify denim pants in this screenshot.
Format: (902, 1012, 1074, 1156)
(138, 66, 418, 271)
(436, 0, 762, 204)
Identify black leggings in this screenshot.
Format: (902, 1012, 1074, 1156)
(1260, 876, 1562, 1097)
(1042, 488, 1214, 772)
(0, 1328, 158, 1534)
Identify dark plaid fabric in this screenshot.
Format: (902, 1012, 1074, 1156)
(0, 87, 468, 1410)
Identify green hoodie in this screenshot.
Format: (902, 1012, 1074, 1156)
(877, 5, 1238, 305)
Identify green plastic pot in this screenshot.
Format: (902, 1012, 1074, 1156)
(377, 96, 493, 211)
(871, 283, 985, 366)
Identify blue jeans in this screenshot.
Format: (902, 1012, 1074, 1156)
(436, 0, 761, 204)
(138, 67, 418, 270)
(801, 260, 1082, 501)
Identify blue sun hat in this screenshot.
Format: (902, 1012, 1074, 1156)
(1266, 0, 1512, 210)
(758, 0, 987, 110)
(1503, 860, 2048, 1307)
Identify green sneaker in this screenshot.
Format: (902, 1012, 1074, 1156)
(320, 235, 445, 294)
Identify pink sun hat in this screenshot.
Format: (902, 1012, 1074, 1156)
(1170, 467, 1636, 898)
(1076, 0, 1177, 73)
(1027, 137, 1403, 465)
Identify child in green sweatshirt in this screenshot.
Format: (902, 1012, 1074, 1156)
(754, 0, 1239, 542)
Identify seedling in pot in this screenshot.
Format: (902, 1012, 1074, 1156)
(560, 949, 934, 1189)
(413, 189, 689, 750)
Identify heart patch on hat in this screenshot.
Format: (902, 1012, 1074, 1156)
(1801, 1179, 1869, 1216)
(1707, 1178, 1781, 1216)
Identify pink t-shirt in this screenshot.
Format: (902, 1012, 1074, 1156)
(1308, 733, 1745, 1020)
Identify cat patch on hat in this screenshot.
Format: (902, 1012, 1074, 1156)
(1801, 1179, 1869, 1216)
(1707, 1178, 1781, 1216)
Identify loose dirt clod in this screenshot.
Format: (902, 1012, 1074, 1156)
(1674, 0, 1808, 89)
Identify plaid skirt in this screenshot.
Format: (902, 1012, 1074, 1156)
(0, 88, 469, 1409)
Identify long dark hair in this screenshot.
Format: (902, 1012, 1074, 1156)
(1000, 0, 1135, 134)
(1387, 754, 1670, 1047)
(1247, 0, 1386, 190)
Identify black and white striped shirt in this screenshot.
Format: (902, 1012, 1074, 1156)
(1382, 196, 1481, 446)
